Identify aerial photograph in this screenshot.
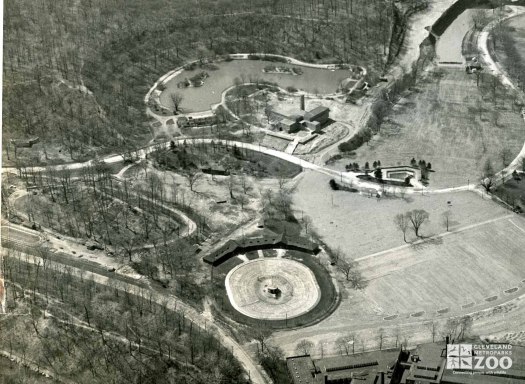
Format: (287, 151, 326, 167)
(1, 0, 525, 383)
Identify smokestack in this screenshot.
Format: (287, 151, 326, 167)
(300, 94, 305, 111)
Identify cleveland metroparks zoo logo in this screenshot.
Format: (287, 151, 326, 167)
(447, 344, 513, 371)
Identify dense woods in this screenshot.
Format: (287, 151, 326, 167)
(1, 251, 245, 383)
(3, 0, 428, 165)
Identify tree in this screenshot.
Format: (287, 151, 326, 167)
(348, 269, 366, 290)
(377, 328, 385, 350)
(480, 159, 495, 193)
(170, 93, 184, 114)
(407, 209, 430, 237)
(374, 167, 383, 181)
(441, 210, 452, 232)
(302, 215, 313, 234)
(394, 213, 410, 243)
(335, 334, 355, 355)
(187, 171, 203, 192)
(336, 258, 355, 281)
(295, 339, 314, 355)
(253, 326, 272, 354)
(426, 321, 438, 343)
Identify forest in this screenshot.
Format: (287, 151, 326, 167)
(2, 0, 428, 165)
(0, 250, 245, 383)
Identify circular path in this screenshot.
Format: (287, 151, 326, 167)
(225, 258, 321, 320)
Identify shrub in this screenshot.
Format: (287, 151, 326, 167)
(286, 86, 298, 93)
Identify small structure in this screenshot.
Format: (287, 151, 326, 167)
(381, 166, 421, 183)
(178, 113, 217, 128)
(266, 286, 281, 298)
(10, 137, 40, 148)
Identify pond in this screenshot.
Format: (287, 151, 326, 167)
(159, 59, 351, 112)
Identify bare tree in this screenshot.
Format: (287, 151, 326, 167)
(187, 171, 203, 193)
(407, 209, 430, 238)
(253, 325, 272, 354)
(394, 213, 410, 242)
(348, 269, 367, 290)
(426, 321, 439, 343)
(295, 339, 314, 355)
(335, 333, 356, 355)
(302, 215, 313, 234)
(336, 258, 355, 281)
(480, 159, 495, 193)
(377, 328, 385, 350)
(170, 93, 184, 114)
(441, 210, 452, 232)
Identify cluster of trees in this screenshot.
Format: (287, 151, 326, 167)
(410, 157, 432, 183)
(293, 315, 473, 358)
(345, 160, 382, 172)
(13, 161, 193, 261)
(2, 251, 245, 383)
(330, 247, 366, 289)
(394, 209, 430, 242)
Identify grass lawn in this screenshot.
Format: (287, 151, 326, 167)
(293, 171, 513, 260)
(331, 68, 525, 188)
(353, 215, 525, 317)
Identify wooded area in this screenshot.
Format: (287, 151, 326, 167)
(3, 0, 427, 165)
(1, 251, 245, 383)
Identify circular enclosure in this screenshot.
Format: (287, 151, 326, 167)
(225, 258, 321, 320)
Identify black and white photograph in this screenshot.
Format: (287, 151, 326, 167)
(1, 0, 525, 383)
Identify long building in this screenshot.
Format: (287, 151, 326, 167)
(286, 341, 525, 384)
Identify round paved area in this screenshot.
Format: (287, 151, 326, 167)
(225, 258, 321, 320)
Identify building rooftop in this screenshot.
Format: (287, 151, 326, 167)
(304, 106, 330, 121)
(287, 355, 315, 384)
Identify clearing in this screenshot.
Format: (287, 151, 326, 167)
(331, 68, 525, 188)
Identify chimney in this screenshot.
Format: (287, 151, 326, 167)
(300, 94, 305, 111)
(446, 336, 450, 345)
(380, 371, 385, 384)
(324, 374, 328, 384)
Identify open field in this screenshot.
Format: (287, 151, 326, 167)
(269, 213, 525, 355)
(360, 215, 525, 316)
(293, 171, 513, 259)
(330, 68, 525, 188)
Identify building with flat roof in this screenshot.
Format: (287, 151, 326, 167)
(287, 342, 525, 384)
(304, 106, 330, 125)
